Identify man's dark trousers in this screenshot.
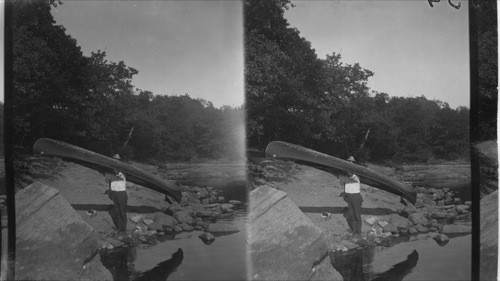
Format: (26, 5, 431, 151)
(346, 193, 362, 234)
(111, 190, 128, 232)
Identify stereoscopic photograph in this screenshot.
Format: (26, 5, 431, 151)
(1, 0, 497, 281)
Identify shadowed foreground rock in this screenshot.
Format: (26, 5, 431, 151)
(15, 182, 112, 280)
(480, 190, 498, 281)
(249, 185, 342, 280)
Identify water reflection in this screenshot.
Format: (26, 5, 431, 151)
(100, 206, 247, 280)
(371, 250, 418, 281)
(100, 247, 136, 281)
(331, 248, 419, 281)
(134, 248, 184, 281)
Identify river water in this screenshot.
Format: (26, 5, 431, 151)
(101, 196, 248, 280)
(331, 233, 471, 281)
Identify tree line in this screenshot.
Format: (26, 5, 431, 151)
(10, 0, 244, 161)
(245, 0, 471, 162)
(8, 0, 496, 164)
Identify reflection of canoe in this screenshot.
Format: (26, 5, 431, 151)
(33, 138, 182, 202)
(265, 141, 417, 204)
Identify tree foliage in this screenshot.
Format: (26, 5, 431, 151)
(12, 0, 244, 161)
(244, 0, 470, 163)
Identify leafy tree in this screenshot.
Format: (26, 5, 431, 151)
(12, 0, 90, 146)
(473, 0, 497, 140)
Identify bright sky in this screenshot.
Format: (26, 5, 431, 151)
(285, 0, 470, 108)
(51, 1, 244, 108)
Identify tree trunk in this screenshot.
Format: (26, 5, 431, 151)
(358, 128, 371, 152)
(120, 126, 134, 152)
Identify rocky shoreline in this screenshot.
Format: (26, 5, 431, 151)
(96, 184, 244, 250)
(314, 183, 471, 254)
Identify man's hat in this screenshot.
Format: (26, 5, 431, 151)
(347, 156, 355, 162)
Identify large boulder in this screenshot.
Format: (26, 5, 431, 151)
(15, 182, 112, 281)
(480, 189, 498, 281)
(249, 185, 342, 280)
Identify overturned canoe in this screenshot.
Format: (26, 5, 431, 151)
(265, 141, 417, 204)
(33, 138, 182, 202)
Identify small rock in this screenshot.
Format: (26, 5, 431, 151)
(403, 204, 418, 215)
(378, 220, 389, 227)
(389, 214, 412, 230)
(209, 196, 218, 204)
(381, 232, 392, 238)
(174, 211, 194, 225)
(173, 225, 183, 233)
(143, 218, 154, 225)
(434, 189, 445, 200)
(415, 224, 429, 233)
(444, 197, 453, 205)
(408, 227, 418, 235)
(341, 247, 348, 252)
(147, 230, 157, 235)
(220, 203, 234, 210)
(456, 205, 470, 213)
(399, 228, 409, 236)
(229, 200, 242, 205)
(464, 201, 472, 206)
(197, 189, 210, 199)
(433, 211, 448, 219)
(373, 238, 381, 244)
(423, 198, 434, 205)
(409, 213, 428, 226)
(195, 218, 203, 226)
(437, 200, 445, 206)
(207, 187, 214, 192)
(433, 233, 450, 246)
(129, 214, 144, 223)
(207, 223, 239, 234)
(163, 226, 174, 234)
(199, 232, 215, 244)
(180, 222, 194, 232)
(148, 221, 163, 231)
(217, 196, 225, 203)
(453, 198, 461, 204)
(154, 213, 177, 228)
(364, 216, 379, 225)
(169, 202, 184, 212)
(179, 198, 190, 206)
(383, 223, 398, 233)
(201, 198, 210, 205)
(108, 238, 124, 248)
(446, 211, 458, 219)
(194, 225, 203, 231)
(341, 240, 358, 250)
(415, 201, 425, 208)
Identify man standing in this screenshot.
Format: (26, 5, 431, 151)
(343, 156, 363, 236)
(108, 169, 128, 234)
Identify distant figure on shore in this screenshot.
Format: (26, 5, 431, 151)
(106, 161, 128, 234)
(342, 156, 363, 236)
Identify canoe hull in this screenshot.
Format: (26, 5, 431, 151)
(33, 138, 182, 202)
(265, 141, 417, 204)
